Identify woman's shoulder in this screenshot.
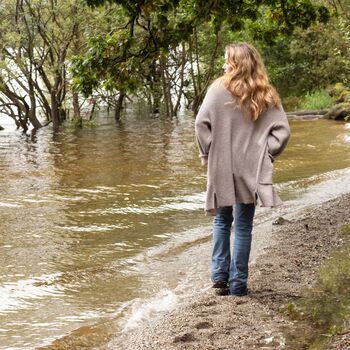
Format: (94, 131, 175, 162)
(205, 78, 233, 102)
(265, 103, 285, 115)
(261, 103, 287, 123)
(208, 78, 227, 93)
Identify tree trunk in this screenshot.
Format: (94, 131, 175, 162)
(72, 90, 81, 120)
(51, 90, 60, 129)
(28, 85, 42, 129)
(173, 43, 187, 115)
(192, 32, 220, 115)
(115, 90, 125, 122)
(89, 101, 96, 121)
(159, 54, 174, 117)
(149, 59, 162, 114)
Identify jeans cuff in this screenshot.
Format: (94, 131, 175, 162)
(230, 284, 248, 295)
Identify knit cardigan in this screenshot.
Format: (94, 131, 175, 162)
(195, 81, 290, 216)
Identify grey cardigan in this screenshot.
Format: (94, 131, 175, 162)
(195, 81, 290, 215)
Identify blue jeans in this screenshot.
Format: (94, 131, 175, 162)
(211, 203, 256, 295)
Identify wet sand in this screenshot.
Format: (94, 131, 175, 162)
(116, 192, 350, 350)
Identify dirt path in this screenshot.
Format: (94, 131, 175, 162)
(115, 193, 350, 350)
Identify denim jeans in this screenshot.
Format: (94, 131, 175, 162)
(211, 203, 256, 295)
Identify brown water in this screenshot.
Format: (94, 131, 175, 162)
(0, 114, 350, 349)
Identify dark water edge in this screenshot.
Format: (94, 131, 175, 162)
(281, 224, 350, 349)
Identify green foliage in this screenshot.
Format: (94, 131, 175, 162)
(287, 302, 296, 313)
(0, 0, 106, 128)
(71, 30, 141, 96)
(282, 96, 302, 112)
(260, 10, 350, 98)
(327, 83, 350, 103)
(282, 83, 350, 112)
(299, 90, 335, 110)
(2, 0, 346, 124)
(72, 0, 330, 98)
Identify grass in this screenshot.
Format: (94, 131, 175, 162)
(299, 90, 335, 110)
(281, 224, 350, 349)
(283, 90, 335, 112)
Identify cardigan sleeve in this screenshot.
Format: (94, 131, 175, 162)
(267, 107, 291, 158)
(195, 95, 212, 166)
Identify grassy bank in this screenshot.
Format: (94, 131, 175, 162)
(282, 83, 350, 112)
(283, 90, 335, 112)
(282, 224, 350, 349)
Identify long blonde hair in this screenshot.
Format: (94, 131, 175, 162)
(220, 42, 281, 121)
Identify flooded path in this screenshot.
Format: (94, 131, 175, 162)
(0, 114, 349, 349)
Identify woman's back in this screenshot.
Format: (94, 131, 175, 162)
(195, 80, 290, 215)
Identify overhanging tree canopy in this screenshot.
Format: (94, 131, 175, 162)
(72, 0, 330, 111)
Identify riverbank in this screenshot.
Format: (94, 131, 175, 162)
(115, 192, 350, 350)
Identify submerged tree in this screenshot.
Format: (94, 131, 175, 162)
(0, 0, 102, 130)
(0, 0, 82, 130)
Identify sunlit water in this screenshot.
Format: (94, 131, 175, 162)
(0, 113, 350, 349)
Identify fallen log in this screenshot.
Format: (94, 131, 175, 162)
(286, 109, 329, 116)
(287, 114, 321, 120)
(322, 103, 350, 120)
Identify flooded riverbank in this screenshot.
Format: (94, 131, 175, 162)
(0, 114, 350, 349)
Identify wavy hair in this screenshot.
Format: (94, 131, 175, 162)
(220, 42, 281, 121)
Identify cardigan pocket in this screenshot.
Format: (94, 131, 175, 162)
(256, 150, 282, 207)
(259, 154, 273, 185)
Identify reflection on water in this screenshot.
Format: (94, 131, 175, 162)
(0, 114, 350, 349)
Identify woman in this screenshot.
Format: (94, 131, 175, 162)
(195, 42, 290, 296)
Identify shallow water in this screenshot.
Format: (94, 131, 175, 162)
(0, 114, 350, 349)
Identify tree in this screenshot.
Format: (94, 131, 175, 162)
(0, 0, 98, 130)
(72, 0, 330, 117)
(252, 0, 350, 98)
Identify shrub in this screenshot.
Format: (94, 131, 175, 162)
(282, 96, 302, 112)
(327, 83, 350, 103)
(299, 90, 334, 110)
